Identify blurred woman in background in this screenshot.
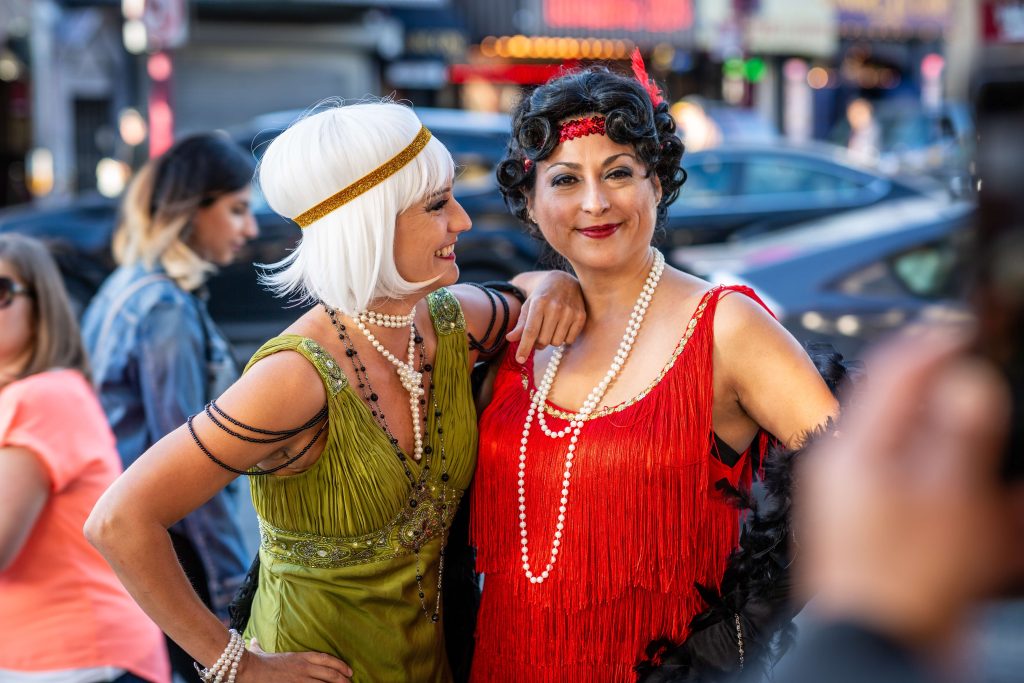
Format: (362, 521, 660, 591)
(81, 132, 258, 678)
(0, 233, 169, 683)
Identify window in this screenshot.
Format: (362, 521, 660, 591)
(835, 239, 963, 300)
(740, 159, 865, 200)
(836, 261, 906, 297)
(681, 156, 738, 198)
(890, 242, 959, 298)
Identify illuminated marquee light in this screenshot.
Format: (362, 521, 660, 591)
(480, 35, 633, 61)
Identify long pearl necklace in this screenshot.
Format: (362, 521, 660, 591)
(353, 307, 426, 460)
(518, 249, 665, 584)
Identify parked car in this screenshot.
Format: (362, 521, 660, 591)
(673, 195, 976, 358)
(456, 142, 944, 264)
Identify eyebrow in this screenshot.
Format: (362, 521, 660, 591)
(425, 187, 452, 201)
(547, 153, 640, 171)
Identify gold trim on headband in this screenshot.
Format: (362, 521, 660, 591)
(293, 125, 433, 228)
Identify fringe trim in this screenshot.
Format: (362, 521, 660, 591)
(469, 287, 762, 681)
(634, 344, 861, 683)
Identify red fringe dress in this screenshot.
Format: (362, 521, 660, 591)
(470, 286, 766, 682)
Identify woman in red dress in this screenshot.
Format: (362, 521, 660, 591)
(469, 60, 839, 681)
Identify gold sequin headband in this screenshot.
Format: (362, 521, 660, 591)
(292, 125, 433, 228)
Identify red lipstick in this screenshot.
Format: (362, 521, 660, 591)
(577, 223, 620, 239)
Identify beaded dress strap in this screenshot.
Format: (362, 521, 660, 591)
(427, 288, 466, 337)
(244, 335, 347, 398)
(297, 338, 347, 397)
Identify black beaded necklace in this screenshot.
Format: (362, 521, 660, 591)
(325, 304, 450, 623)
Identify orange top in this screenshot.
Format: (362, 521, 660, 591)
(0, 370, 169, 682)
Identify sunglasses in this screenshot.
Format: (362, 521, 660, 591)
(0, 276, 32, 309)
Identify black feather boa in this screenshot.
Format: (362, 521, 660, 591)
(634, 343, 860, 683)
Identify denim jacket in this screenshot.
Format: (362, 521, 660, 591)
(81, 263, 249, 618)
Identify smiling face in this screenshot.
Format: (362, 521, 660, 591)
(187, 187, 258, 266)
(528, 126, 661, 275)
(392, 186, 472, 290)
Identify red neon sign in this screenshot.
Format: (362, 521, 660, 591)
(544, 0, 693, 32)
(449, 63, 579, 85)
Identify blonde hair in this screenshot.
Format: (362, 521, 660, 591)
(258, 101, 455, 315)
(114, 132, 255, 291)
(0, 233, 89, 381)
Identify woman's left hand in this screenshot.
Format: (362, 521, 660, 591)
(507, 271, 586, 364)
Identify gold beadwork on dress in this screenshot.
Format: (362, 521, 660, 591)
(292, 126, 433, 228)
(427, 288, 466, 336)
(259, 488, 463, 569)
(300, 338, 347, 396)
(522, 288, 716, 421)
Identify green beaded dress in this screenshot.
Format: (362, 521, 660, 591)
(242, 289, 477, 683)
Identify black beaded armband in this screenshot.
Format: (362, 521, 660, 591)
(481, 280, 527, 305)
(467, 283, 511, 355)
(187, 400, 328, 476)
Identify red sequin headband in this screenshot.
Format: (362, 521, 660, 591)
(559, 115, 606, 142)
(524, 116, 605, 173)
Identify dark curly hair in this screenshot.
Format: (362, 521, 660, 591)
(496, 66, 687, 234)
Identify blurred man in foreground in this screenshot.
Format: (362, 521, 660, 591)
(778, 51, 1024, 683)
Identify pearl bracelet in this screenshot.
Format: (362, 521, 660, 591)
(194, 629, 245, 683)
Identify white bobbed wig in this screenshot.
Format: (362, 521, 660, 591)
(258, 101, 454, 315)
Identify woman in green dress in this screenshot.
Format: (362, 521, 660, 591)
(86, 102, 585, 682)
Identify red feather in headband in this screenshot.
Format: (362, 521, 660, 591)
(631, 47, 665, 108)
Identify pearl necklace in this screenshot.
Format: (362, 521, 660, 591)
(518, 249, 665, 584)
(359, 308, 416, 328)
(352, 308, 426, 461)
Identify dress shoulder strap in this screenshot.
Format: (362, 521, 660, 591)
(674, 283, 777, 379)
(709, 284, 775, 317)
(243, 334, 347, 398)
(426, 287, 467, 337)
(687, 284, 776, 339)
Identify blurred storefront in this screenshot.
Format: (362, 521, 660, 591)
(0, 0, 32, 207)
(694, 0, 838, 144)
(16, 0, 419, 205)
(982, 0, 1024, 42)
(385, 6, 468, 107)
(451, 0, 696, 112)
(171, 2, 402, 134)
(4, 0, 996, 207)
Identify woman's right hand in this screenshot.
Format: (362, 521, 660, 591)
(239, 639, 353, 682)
